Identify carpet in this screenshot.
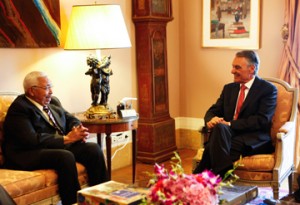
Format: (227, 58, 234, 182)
(245, 187, 294, 205)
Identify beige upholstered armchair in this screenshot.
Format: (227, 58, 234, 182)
(233, 77, 298, 199)
(193, 77, 298, 200)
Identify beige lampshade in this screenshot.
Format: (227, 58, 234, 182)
(64, 4, 131, 50)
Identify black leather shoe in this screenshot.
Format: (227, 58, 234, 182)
(263, 198, 277, 205)
(294, 189, 300, 203)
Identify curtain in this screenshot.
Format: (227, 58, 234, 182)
(278, 0, 300, 171)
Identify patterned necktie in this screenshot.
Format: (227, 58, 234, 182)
(43, 106, 64, 135)
(234, 84, 247, 120)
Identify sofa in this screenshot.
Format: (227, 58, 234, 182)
(0, 92, 88, 205)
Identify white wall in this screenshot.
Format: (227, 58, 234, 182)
(0, 0, 286, 120)
(0, 0, 136, 114)
(174, 0, 285, 118)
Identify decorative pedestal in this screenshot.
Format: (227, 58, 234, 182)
(132, 0, 177, 163)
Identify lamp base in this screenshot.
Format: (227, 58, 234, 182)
(84, 105, 117, 119)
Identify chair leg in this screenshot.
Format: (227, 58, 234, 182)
(272, 184, 279, 200)
(288, 172, 294, 195)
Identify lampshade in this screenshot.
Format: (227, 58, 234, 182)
(64, 4, 131, 50)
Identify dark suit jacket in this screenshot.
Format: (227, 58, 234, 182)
(204, 77, 277, 148)
(2, 94, 81, 169)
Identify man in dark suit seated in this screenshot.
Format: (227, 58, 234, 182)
(193, 50, 277, 177)
(2, 71, 108, 205)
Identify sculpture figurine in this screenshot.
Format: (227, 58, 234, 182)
(85, 55, 113, 106)
(99, 59, 113, 106)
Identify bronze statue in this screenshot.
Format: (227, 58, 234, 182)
(85, 55, 112, 106)
(100, 62, 113, 105)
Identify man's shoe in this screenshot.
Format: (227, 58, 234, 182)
(263, 198, 277, 205)
(293, 189, 300, 203)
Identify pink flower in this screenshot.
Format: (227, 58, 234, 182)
(143, 153, 222, 205)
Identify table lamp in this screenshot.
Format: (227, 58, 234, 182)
(64, 4, 131, 119)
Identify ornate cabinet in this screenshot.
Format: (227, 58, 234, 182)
(132, 0, 177, 163)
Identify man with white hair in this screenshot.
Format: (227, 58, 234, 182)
(3, 71, 108, 205)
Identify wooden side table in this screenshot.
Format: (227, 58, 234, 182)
(75, 113, 138, 184)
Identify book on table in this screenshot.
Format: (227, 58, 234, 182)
(219, 185, 258, 205)
(77, 180, 148, 205)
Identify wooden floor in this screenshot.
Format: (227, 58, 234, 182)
(111, 148, 290, 189)
(111, 149, 197, 187)
(110, 149, 296, 204)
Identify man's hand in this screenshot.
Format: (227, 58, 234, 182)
(207, 117, 230, 129)
(64, 124, 89, 144)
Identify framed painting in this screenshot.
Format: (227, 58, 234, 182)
(202, 0, 261, 49)
(0, 0, 61, 48)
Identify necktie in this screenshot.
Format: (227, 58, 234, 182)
(43, 106, 64, 135)
(234, 84, 247, 120)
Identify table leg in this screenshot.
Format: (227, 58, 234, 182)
(132, 129, 137, 184)
(106, 133, 112, 180)
(97, 133, 102, 147)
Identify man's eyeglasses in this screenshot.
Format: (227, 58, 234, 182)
(32, 85, 53, 91)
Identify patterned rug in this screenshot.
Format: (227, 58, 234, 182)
(246, 187, 296, 205)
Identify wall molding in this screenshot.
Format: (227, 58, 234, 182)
(175, 117, 204, 131)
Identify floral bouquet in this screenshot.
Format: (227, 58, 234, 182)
(141, 152, 241, 205)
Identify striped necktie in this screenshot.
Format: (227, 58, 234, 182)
(43, 106, 64, 135)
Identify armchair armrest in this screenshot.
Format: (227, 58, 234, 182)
(278, 121, 294, 134)
(199, 126, 209, 133)
(277, 121, 295, 141)
(274, 121, 296, 178)
(199, 126, 210, 144)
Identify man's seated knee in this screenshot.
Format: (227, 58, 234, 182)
(59, 150, 76, 163)
(208, 123, 231, 137)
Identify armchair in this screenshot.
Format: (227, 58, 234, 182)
(193, 77, 298, 200)
(233, 77, 298, 199)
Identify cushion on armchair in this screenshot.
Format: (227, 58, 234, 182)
(233, 154, 275, 180)
(0, 94, 18, 167)
(236, 154, 275, 171)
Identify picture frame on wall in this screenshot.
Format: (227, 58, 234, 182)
(0, 0, 61, 48)
(202, 0, 261, 49)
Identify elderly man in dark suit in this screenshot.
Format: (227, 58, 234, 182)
(3, 71, 108, 205)
(193, 50, 277, 177)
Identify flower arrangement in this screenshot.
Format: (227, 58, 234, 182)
(141, 152, 241, 205)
